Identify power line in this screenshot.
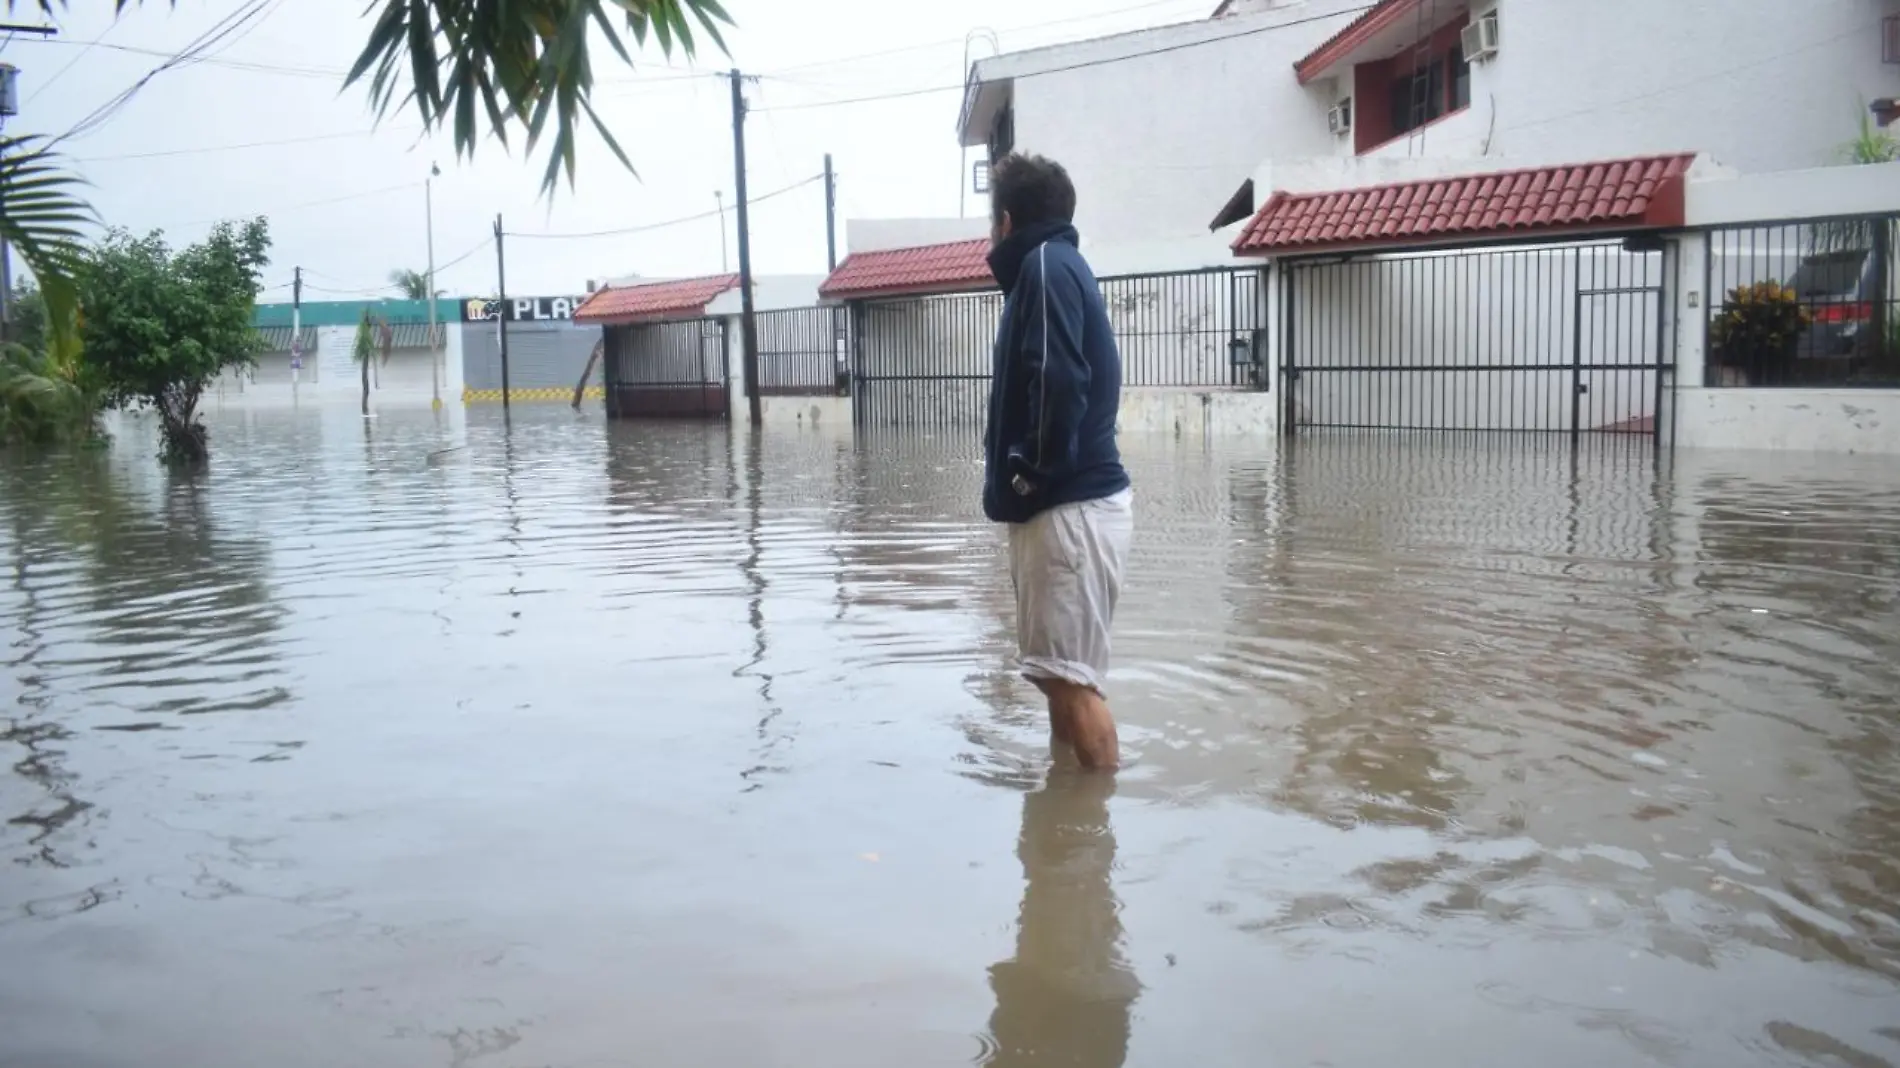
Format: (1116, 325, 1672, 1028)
(54, 0, 282, 145)
(766, 0, 1206, 75)
(170, 181, 419, 227)
(24, 21, 116, 106)
(504, 173, 823, 240)
(70, 126, 425, 162)
(754, 81, 965, 112)
(433, 235, 493, 274)
(28, 36, 718, 84)
(302, 281, 390, 297)
(753, 4, 1377, 112)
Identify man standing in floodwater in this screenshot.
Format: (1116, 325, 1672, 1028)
(982, 152, 1135, 772)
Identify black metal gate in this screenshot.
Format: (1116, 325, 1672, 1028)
(605, 316, 729, 419)
(1281, 240, 1670, 442)
(852, 291, 1003, 428)
(757, 305, 849, 396)
(1099, 267, 1268, 388)
(848, 267, 1267, 429)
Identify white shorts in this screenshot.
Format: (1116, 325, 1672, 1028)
(1007, 488, 1134, 693)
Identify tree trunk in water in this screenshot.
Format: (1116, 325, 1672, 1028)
(573, 341, 603, 409)
(159, 388, 209, 464)
(361, 350, 371, 415)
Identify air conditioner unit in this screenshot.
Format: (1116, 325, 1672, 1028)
(1328, 98, 1353, 136)
(1461, 11, 1500, 62)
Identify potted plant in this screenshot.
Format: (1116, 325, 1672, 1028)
(1709, 281, 1810, 386)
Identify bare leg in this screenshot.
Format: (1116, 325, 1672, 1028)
(1035, 677, 1119, 771)
(1032, 679, 1069, 739)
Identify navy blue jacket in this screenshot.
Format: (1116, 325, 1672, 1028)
(982, 222, 1130, 524)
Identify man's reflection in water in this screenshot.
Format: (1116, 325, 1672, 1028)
(984, 771, 1140, 1066)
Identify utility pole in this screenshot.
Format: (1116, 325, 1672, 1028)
(290, 266, 303, 396)
(728, 68, 762, 428)
(823, 153, 837, 273)
(426, 163, 440, 409)
(715, 190, 728, 273)
(0, 33, 61, 339)
(493, 213, 511, 411)
(0, 59, 22, 342)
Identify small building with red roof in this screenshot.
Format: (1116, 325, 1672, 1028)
(572, 272, 831, 421)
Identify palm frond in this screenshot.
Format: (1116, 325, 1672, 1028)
(345, 0, 733, 196)
(0, 136, 95, 371)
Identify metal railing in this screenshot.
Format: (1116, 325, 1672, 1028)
(1282, 241, 1669, 440)
(1703, 214, 1900, 388)
(605, 316, 728, 419)
(756, 305, 848, 395)
(1097, 267, 1263, 388)
(852, 291, 1003, 428)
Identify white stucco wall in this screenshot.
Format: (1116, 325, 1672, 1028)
(759, 394, 853, 431)
(1324, 0, 1899, 172)
(1666, 164, 1900, 455)
(844, 218, 989, 255)
(970, 0, 1895, 257)
(211, 328, 449, 409)
(1118, 389, 1278, 438)
(972, 0, 1368, 247)
(706, 274, 826, 315)
(1675, 390, 1900, 453)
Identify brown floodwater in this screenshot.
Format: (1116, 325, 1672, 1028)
(2, 404, 1898, 1068)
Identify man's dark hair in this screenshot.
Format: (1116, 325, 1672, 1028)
(991, 153, 1077, 229)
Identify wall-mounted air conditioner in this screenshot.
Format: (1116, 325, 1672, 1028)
(1328, 97, 1353, 136)
(1461, 11, 1500, 62)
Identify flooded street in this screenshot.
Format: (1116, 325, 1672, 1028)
(3, 405, 1899, 1067)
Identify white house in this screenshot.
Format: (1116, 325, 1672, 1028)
(959, 0, 1900, 255)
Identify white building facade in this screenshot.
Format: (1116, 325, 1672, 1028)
(960, 0, 1900, 253)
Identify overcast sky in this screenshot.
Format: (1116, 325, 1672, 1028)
(11, 0, 1213, 299)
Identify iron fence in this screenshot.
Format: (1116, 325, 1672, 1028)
(605, 316, 728, 419)
(852, 291, 1003, 428)
(844, 265, 1264, 428)
(1703, 214, 1900, 388)
(1097, 267, 1264, 388)
(1282, 241, 1669, 441)
(756, 305, 849, 396)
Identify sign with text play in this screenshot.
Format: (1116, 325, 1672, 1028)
(461, 296, 588, 323)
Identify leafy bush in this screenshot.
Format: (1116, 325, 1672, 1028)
(1710, 282, 1810, 385)
(77, 218, 271, 463)
(0, 342, 96, 447)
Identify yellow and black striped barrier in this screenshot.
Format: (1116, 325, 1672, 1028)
(463, 386, 605, 404)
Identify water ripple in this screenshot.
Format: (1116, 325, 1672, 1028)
(0, 407, 1896, 1066)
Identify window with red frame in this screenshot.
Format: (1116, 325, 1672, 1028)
(1354, 30, 1472, 153)
(1388, 44, 1471, 137)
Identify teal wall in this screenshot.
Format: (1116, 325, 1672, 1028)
(254, 298, 460, 328)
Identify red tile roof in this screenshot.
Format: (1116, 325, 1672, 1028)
(1295, 0, 1425, 84)
(573, 274, 739, 325)
(1231, 154, 1697, 257)
(819, 239, 994, 300)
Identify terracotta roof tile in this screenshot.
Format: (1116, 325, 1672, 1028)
(819, 239, 994, 300)
(1232, 154, 1697, 257)
(574, 274, 739, 325)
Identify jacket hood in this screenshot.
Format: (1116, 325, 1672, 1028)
(987, 221, 1080, 293)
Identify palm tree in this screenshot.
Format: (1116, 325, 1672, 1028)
(3, 0, 732, 360)
(0, 136, 91, 368)
(352, 309, 395, 414)
(12, 0, 730, 195)
(389, 268, 433, 301)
